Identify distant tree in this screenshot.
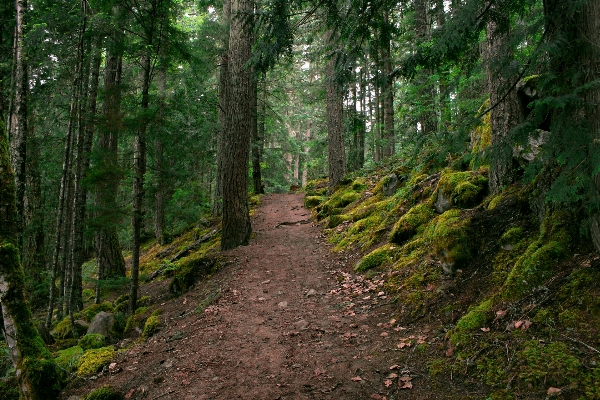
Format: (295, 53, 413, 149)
(325, 29, 346, 192)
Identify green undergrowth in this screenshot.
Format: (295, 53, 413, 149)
(304, 159, 599, 398)
(82, 385, 123, 400)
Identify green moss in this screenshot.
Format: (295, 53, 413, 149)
(355, 245, 393, 272)
(516, 341, 580, 389)
(137, 295, 151, 307)
(77, 346, 115, 377)
(500, 227, 524, 246)
(320, 191, 360, 215)
(82, 385, 123, 400)
(0, 377, 19, 400)
(470, 100, 491, 168)
(304, 178, 328, 196)
(79, 302, 114, 322)
(389, 203, 435, 244)
(333, 213, 385, 252)
(351, 178, 367, 192)
(450, 298, 494, 345)
(436, 169, 488, 209)
(423, 209, 472, 272)
(501, 212, 571, 300)
(78, 334, 106, 350)
(134, 306, 148, 315)
(327, 214, 350, 228)
(54, 345, 84, 372)
(169, 256, 217, 296)
(142, 315, 161, 339)
(304, 195, 325, 208)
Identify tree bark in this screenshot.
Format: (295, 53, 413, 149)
(486, 2, 521, 194)
(251, 71, 264, 194)
(8, 0, 28, 249)
(93, 43, 125, 305)
(154, 67, 167, 245)
(381, 13, 394, 158)
(221, 0, 253, 250)
(1, 87, 61, 400)
(325, 31, 346, 192)
(214, 0, 232, 216)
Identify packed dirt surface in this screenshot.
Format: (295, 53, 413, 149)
(64, 194, 472, 400)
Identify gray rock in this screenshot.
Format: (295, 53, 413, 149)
(383, 174, 399, 196)
(435, 189, 452, 214)
(306, 289, 317, 297)
(87, 311, 114, 338)
(278, 301, 288, 308)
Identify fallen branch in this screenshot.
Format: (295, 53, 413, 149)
(560, 333, 600, 354)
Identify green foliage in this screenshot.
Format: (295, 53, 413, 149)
(54, 345, 84, 372)
(436, 169, 488, 209)
(0, 377, 19, 400)
(424, 209, 472, 272)
(82, 385, 123, 400)
(169, 256, 217, 296)
(79, 302, 114, 322)
(78, 334, 106, 350)
(77, 346, 115, 377)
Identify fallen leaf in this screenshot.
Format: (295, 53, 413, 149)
(547, 387, 561, 395)
(426, 283, 435, 291)
(400, 381, 413, 389)
(389, 364, 400, 370)
(399, 376, 411, 382)
(522, 320, 533, 331)
(480, 327, 490, 332)
(125, 389, 135, 399)
(380, 332, 389, 337)
(389, 319, 396, 325)
(383, 379, 393, 387)
(377, 291, 385, 296)
(495, 310, 507, 318)
(397, 343, 407, 349)
(183, 298, 187, 305)
(370, 395, 387, 400)
(387, 373, 398, 379)
(182, 380, 190, 385)
(351, 376, 363, 382)
(514, 320, 523, 329)
(446, 346, 454, 357)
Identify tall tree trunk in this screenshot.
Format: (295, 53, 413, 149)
(486, 2, 521, 194)
(1, 74, 61, 400)
(23, 126, 44, 306)
(253, 73, 266, 193)
(214, 0, 232, 216)
(577, 0, 600, 252)
(93, 46, 125, 304)
(325, 31, 346, 192)
(8, 0, 27, 249)
(251, 71, 264, 194)
(381, 15, 394, 158)
(221, 0, 253, 250)
(129, 49, 152, 314)
(358, 66, 366, 168)
(414, 0, 438, 136)
(154, 67, 167, 245)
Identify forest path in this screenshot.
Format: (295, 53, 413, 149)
(66, 194, 457, 400)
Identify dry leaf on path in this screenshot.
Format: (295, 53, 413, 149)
(351, 376, 363, 382)
(400, 381, 413, 389)
(387, 373, 398, 379)
(480, 327, 490, 332)
(389, 364, 400, 370)
(547, 387, 562, 395)
(383, 379, 393, 387)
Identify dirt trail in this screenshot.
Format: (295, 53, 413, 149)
(66, 194, 462, 400)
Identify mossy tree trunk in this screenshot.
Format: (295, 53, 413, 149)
(1, 101, 61, 400)
(486, 2, 521, 194)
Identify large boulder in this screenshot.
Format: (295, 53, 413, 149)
(87, 311, 115, 338)
(383, 174, 400, 196)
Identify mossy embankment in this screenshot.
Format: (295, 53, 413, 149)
(305, 162, 600, 399)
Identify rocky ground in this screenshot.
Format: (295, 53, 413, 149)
(63, 193, 478, 400)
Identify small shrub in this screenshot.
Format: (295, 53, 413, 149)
(82, 385, 123, 400)
(142, 315, 160, 339)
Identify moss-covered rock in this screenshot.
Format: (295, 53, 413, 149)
(142, 315, 160, 339)
(423, 209, 472, 273)
(327, 214, 350, 228)
(389, 203, 435, 244)
(435, 169, 488, 211)
(77, 346, 115, 377)
(82, 385, 123, 400)
(169, 256, 217, 296)
(304, 195, 325, 208)
(52, 317, 88, 340)
(54, 345, 84, 372)
(78, 334, 106, 350)
(450, 298, 494, 346)
(304, 178, 328, 196)
(355, 245, 393, 272)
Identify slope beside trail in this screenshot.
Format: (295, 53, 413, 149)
(65, 193, 469, 400)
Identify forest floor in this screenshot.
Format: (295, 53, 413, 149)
(63, 193, 477, 400)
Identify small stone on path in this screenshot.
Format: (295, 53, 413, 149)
(278, 301, 288, 308)
(294, 320, 309, 330)
(306, 289, 317, 297)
